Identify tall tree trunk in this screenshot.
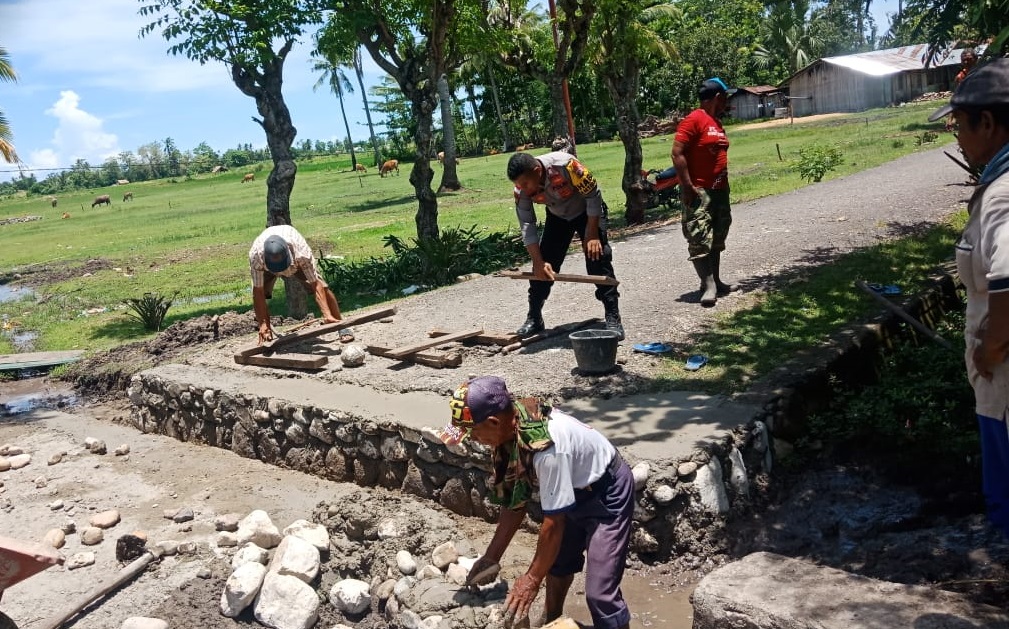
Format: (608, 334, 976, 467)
(229, 43, 307, 318)
(354, 49, 382, 166)
(338, 88, 359, 170)
(601, 44, 645, 225)
(547, 76, 569, 141)
(487, 64, 510, 151)
(404, 80, 440, 241)
(438, 73, 462, 191)
(465, 83, 484, 155)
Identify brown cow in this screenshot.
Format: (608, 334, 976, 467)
(49, 197, 58, 208)
(91, 195, 111, 208)
(380, 159, 399, 177)
(242, 173, 255, 183)
(354, 163, 367, 173)
(123, 192, 134, 202)
(61, 212, 70, 220)
(436, 151, 460, 165)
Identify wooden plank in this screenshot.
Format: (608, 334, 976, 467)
(383, 328, 483, 359)
(234, 307, 396, 358)
(497, 270, 619, 286)
(427, 327, 521, 346)
(233, 353, 329, 369)
(367, 345, 461, 369)
(0, 350, 84, 371)
(502, 318, 601, 354)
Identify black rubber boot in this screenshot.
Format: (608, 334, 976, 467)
(603, 298, 625, 341)
(516, 299, 546, 337)
(692, 259, 718, 307)
(711, 251, 736, 296)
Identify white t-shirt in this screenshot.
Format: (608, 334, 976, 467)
(533, 409, 617, 514)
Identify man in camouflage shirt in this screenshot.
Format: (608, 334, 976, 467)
(507, 151, 624, 339)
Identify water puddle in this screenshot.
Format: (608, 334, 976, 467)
(0, 377, 79, 417)
(187, 292, 238, 305)
(9, 330, 39, 352)
(565, 571, 695, 628)
(0, 285, 35, 304)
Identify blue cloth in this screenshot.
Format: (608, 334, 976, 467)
(980, 142, 1009, 186)
(977, 414, 1009, 539)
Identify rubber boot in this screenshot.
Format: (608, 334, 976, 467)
(692, 259, 718, 307)
(711, 251, 737, 296)
(516, 299, 546, 337)
(602, 298, 625, 341)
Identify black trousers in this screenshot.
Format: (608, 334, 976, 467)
(530, 206, 619, 304)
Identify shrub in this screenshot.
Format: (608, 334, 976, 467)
(794, 145, 844, 182)
(891, 139, 905, 149)
(915, 130, 939, 146)
(124, 292, 175, 331)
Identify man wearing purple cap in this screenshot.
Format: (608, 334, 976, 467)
(249, 224, 342, 345)
(672, 77, 738, 307)
(929, 57, 1009, 539)
(443, 376, 634, 628)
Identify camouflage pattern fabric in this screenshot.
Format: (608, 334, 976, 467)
(682, 187, 732, 260)
(489, 398, 554, 510)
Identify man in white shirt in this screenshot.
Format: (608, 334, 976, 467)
(248, 224, 341, 345)
(442, 376, 634, 628)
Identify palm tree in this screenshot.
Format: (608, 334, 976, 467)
(311, 55, 359, 170)
(0, 46, 20, 164)
(753, 0, 823, 75)
(351, 47, 382, 166)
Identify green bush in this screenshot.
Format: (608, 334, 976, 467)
(793, 145, 844, 182)
(318, 226, 527, 297)
(891, 139, 905, 149)
(915, 130, 939, 146)
(124, 292, 175, 331)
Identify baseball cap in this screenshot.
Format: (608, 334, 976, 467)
(929, 58, 1009, 122)
(263, 235, 291, 273)
(699, 77, 737, 101)
(440, 376, 513, 445)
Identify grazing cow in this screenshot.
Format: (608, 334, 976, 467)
(436, 151, 460, 165)
(91, 195, 111, 208)
(380, 159, 399, 177)
(61, 212, 70, 220)
(242, 173, 255, 183)
(123, 192, 134, 202)
(50, 197, 58, 208)
(354, 163, 367, 173)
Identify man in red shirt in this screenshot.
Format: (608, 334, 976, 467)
(672, 78, 737, 307)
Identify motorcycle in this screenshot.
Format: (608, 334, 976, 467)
(640, 165, 680, 212)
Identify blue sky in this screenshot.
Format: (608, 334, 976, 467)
(0, 0, 902, 182)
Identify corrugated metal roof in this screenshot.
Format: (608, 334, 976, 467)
(735, 85, 779, 95)
(822, 44, 971, 76)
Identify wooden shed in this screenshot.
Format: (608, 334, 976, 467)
(781, 44, 969, 117)
(729, 86, 786, 121)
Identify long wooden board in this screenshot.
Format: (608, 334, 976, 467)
(367, 345, 462, 369)
(497, 271, 619, 286)
(427, 328, 521, 346)
(233, 353, 329, 369)
(501, 317, 600, 354)
(234, 307, 396, 360)
(0, 350, 84, 371)
(383, 328, 483, 359)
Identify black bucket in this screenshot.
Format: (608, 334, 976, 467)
(569, 329, 621, 374)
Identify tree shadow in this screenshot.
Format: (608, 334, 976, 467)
(344, 195, 416, 213)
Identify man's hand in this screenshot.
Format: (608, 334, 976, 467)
(973, 340, 1008, 380)
(585, 239, 603, 261)
(505, 572, 542, 623)
(532, 261, 556, 281)
(257, 322, 276, 346)
(465, 555, 500, 586)
(680, 185, 701, 210)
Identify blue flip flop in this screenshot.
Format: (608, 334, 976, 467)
(633, 342, 673, 355)
(685, 354, 708, 371)
(867, 283, 902, 295)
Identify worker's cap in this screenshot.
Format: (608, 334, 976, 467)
(699, 77, 737, 101)
(263, 235, 291, 273)
(929, 57, 1009, 121)
(440, 376, 513, 445)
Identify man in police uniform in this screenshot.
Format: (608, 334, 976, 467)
(507, 151, 623, 339)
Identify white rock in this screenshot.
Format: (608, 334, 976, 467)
(340, 344, 367, 367)
(0, 458, 9, 472)
(652, 485, 677, 505)
(216, 531, 239, 547)
(416, 565, 442, 580)
(457, 555, 477, 572)
(267, 535, 320, 584)
(696, 458, 730, 515)
(80, 527, 104, 545)
(8, 453, 31, 469)
(395, 550, 417, 575)
(445, 563, 468, 585)
(90, 509, 121, 529)
(43, 529, 65, 549)
(421, 615, 445, 629)
(156, 540, 178, 556)
(376, 517, 406, 540)
(430, 541, 458, 570)
(330, 578, 372, 615)
(114, 444, 131, 456)
(282, 519, 329, 552)
(120, 618, 169, 629)
(677, 461, 698, 477)
(232, 542, 269, 569)
(631, 461, 650, 491)
(215, 513, 241, 532)
(237, 510, 282, 549)
(254, 572, 319, 629)
(220, 561, 267, 618)
(728, 447, 750, 497)
(66, 552, 96, 570)
(1, 446, 23, 456)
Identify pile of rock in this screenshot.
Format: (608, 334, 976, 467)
(638, 114, 683, 138)
(909, 91, 952, 104)
(0, 215, 42, 226)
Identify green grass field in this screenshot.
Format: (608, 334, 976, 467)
(0, 101, 955, 355)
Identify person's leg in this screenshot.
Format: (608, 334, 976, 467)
(978, 414, 1009, 538)
(573, 206, 622, 338)
(520, 212, 575, 335)
(544, 573, 575, 623)
(683, 190, 716, 306)
(546, 507, 588, 624)
(708, 188, 736, 295)
(583, 463, 634, 629)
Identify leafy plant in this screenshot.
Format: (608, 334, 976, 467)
(793, 145, 844, 182)
(124, 292, 176, 331)
(915, 130, 939, 146)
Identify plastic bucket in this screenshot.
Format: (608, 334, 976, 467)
(569, 329, 621, 374)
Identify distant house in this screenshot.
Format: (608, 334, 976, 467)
(729, 86, 786, 121)
(781, 44, 973, 117)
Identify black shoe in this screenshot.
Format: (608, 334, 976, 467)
(516, 316, 545, 337)
(604, 312, 625, 341)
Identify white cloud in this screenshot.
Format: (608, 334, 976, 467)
(43, 90, 120, 166)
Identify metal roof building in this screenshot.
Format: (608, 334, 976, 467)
(782, 44, 970, 116)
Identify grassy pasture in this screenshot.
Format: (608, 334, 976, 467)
(0, 101, 954, 355)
